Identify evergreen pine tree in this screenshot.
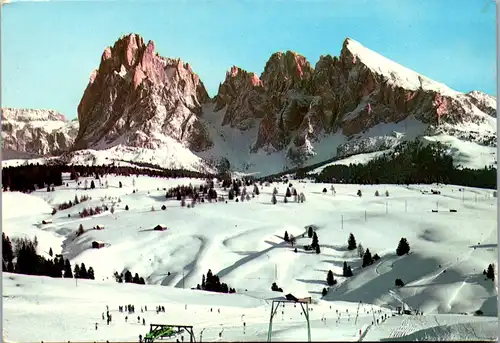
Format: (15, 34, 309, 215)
(342, 261, 348, 277)
(322, 287, 328, 296)
(2, 233, 14, 264)
(271, 194, 277, 205)
(316, 244, 321, 254)
(396, 238, 410, 256)
(286, 188, 291, 197)
(347, 233, 357, 250)
(254, 185, 260, 196)
(74, 264, 80, 278)
(124, 270, 133, 283)
(79, 263, 88, 278)
(90, 180, 95, 189)
(347, 266, 353, 277)
(284, 231, 289, 242)
(312, 232, 319, 249)
(362, 249, 373, 267)
(133, 273, 140, 284)
(49, 247, 53, 257)
(327, 270, 335, 286)
(486, 264, 495, 280)
(64, 259, 73, 278)
(87, 266, 95, 280)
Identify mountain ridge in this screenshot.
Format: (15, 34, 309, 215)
(2, 34, 497, 175)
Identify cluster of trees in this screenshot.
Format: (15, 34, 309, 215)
(113, 270, 146, 284)
(196, 269, 236, 294)
(271, 184, 306, 204)
(67, 163, 212, 180)
(79, 205, 108, 218)
(2, 233, 96, 279)
(342, 261, 353, 277)
(2, 163, 214, 194)
(54, 194, 90, 212)
(483, 264, 495, 281)
(312, 141, 496, 189)
(166, 182, 221, 205)
(2, 164, 63, 192)
(271, 282, 283, 292)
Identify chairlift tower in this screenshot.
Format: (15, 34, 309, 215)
(267, 299, 311, 342)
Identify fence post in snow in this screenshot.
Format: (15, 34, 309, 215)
(364, 210, 367, 221)
(385, 201, 388, 215)
(341, 215, 344, 230)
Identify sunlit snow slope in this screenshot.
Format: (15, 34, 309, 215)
(2, 174, 497, 342)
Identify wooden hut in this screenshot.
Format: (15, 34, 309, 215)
(91, 241, 105, 249)
(153, 224, 168, 231)
(42, 219, 53, 225)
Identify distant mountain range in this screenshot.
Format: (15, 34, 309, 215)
(2, 33, 496, 175)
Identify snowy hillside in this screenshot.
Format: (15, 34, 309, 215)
(2, 143, 216, 174)
(2, 174, 497, 342)
(344, 38, 460, 96)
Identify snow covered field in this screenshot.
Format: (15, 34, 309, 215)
(2, 174, 498, 342)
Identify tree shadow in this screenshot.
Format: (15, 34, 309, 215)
(469, 244, 497, 249)
(296, 278, 327, 286)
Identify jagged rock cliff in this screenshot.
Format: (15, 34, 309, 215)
(4, 34, 496, 174)
(213, 38, 496, 163)
(73, 33, 213, 152)
(1, 108, 78, 156)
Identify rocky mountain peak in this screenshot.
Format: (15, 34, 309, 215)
(213, 65, 267, 130)
(260, 50, 313, 92)
(2, 108, 78, 156)
(212, 37, 497, 160)
(74, 33, 212, 152)
(466, 90, 496, 118)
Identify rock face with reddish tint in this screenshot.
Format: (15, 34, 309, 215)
(5, 34, 495, 173)
(213, 38, 496, 163)
(73, 33, 212, 152)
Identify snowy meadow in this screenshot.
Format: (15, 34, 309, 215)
(2, 173, 498, 342)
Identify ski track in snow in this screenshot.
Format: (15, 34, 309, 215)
(2, 174, 498, 342)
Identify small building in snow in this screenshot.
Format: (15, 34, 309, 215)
(285, 293, 299, 302)
(153, 224, 168, 231)
(92, 241, 105, 249)
(42, 219, 53, 225)
(95, 224, 105, 230)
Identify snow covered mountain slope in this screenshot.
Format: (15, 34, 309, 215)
(1, 108, 78, 156)
(198, 37, 497, 174)
(2, 174, 497, 341)
(3, 35, 496, 175)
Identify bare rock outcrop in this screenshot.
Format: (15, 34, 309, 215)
(73, 33, 212, 152)
(1, 108, 78, 156)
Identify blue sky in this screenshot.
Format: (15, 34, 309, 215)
(1, 0, 496, 119)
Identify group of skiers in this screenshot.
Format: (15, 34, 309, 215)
(118, 304, 139, 313)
